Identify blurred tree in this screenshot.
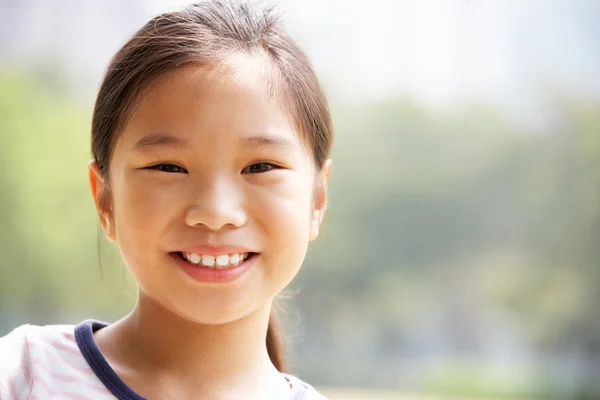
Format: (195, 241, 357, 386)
(1, 67, 598, 398)
(0, 69, 132, 329)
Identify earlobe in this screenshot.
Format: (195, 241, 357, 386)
(309, 159, 332, 241)
(323, 159, 332, 180)
(88, 160, 116, 242)
(309, 210, 320, 241)
(103, 216, 117, 243)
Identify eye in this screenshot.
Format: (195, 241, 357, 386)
(146, 163, 187, 173)
(242, 162, 279, 174)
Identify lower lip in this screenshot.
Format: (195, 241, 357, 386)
(171, 252, 257, 283)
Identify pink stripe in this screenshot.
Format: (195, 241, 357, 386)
(61, 331, 74, 340)
(28, 336, 81, 356)
(30, 356, 91, 374)
(30, 357, 98, 377)
(48, 339, 81, 356)
(71, 364, 97, 375)
(14, 331, 112, 398)
(33, 377, 97, 400)
(22, 332, 32, 385)
(29, 359, 109, 395)
(9, 374, 20, 400)
(4, 330, 33, 400)
(45, 371, 108, 394)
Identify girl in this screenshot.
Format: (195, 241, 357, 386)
(0, 1, 332, 399)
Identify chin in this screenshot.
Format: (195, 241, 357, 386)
(165, 294, 267, 326)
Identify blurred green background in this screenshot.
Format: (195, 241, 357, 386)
(1, 1, 599, 399)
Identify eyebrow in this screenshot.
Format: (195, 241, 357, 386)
(241, 135, 296, 154)
(131, 132, 296, 154)
(132, 132, 190, 153)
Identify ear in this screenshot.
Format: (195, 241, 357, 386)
(309, 159, 332, 241)
(88, 160, 116, 242)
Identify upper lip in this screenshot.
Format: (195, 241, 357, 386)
(176, 245, 256, 256)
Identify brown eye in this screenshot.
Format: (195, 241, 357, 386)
(242, 162, 278, 174)
(147, 163, 187, 173)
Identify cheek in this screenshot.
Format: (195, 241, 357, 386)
(250, 174, 314, 247)
(111, 173, 179, 246)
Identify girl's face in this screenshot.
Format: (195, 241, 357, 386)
(89, 58, 329, 324)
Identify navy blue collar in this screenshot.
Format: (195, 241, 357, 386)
(75, 320, 146, 400)
(74, 319, 310, 400)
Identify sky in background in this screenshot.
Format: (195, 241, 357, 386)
(2, 0, 600, 127)
(127, 0, 600, 112)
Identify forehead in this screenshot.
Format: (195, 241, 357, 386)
(121, 55, 300, 148)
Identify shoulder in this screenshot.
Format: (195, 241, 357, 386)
(1, 323, 77, 361)
(283, 373, 330, 400)
(2, 322, 76, 344)
(0, 324, 38, 399)
(0, 323, 97, 399)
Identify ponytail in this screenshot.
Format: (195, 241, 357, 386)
(266, 310, 287, 373)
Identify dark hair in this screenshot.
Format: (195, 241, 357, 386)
(91, 0, 333, 372)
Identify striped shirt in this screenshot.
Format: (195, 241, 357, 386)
(0, 321, 327, 400)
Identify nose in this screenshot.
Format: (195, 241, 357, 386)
(184, 175, 247, 231)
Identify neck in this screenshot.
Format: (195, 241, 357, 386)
(95, 292, 289, 399)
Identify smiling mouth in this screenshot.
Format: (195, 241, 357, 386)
(174, 251, 256, 269)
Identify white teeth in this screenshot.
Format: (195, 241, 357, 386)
(201, 255, 215, 267)
(182, 252, 250, 269)
(216, 254, 229, 267)
(189, 253, 201, 264)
